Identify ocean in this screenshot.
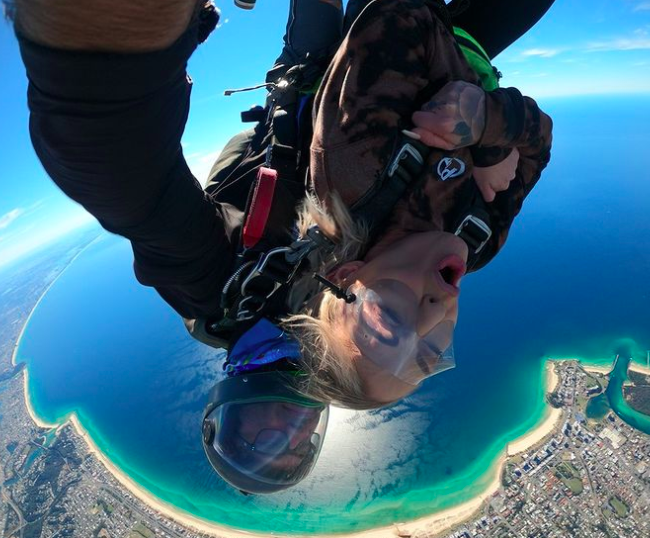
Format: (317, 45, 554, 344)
(15, 95, 650, 533)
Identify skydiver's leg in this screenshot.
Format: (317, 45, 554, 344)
(449, 0, 556, 59)
(206, 0, 344, 202)
(343, 0, 373, 34)
(266, 0, 344, 82)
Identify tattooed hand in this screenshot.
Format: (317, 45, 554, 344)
(411, 81, 486, 150)
(474, 147, 520, 203)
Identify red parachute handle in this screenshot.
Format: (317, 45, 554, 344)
(242, 166, 278, 249)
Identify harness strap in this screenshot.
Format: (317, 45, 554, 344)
(352, 135, 495, 268)
(350, 136, 429, 233)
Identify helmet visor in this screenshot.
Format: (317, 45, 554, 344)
(204, 399, 328, 489)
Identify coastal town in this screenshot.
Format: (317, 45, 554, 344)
(1, 237, 650, 538)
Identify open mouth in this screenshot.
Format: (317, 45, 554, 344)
(436, 255, 467, 295)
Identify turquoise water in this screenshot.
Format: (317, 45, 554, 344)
(586, 394, 610, 421)
(606, 354, 650, 434)
(15, 96, 650, 533)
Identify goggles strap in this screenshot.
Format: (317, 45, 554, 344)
(312, 274, 357, 304)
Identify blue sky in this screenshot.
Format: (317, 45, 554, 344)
(1, 0, 649, 267)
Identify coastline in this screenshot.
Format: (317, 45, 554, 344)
(11, 234, 104, 370)
(19, 370, 555, 538)
(582, 364, 612, 375)
(69, 409, 506, 538)
(14, 250, 568, 538)
(18, 358, 568, 538)
(629, 363, 650, 377)
(506, 361, 562, 457)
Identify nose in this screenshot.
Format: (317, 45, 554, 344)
(288, 425, 314, 450)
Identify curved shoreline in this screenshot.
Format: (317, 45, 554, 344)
(507, 362, 562, 457)
(19, 361, 563, 538)
(14, 241, 566, 537)
(11, 232, 104, 371)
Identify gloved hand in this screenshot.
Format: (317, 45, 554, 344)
(198, 1, 220, 43)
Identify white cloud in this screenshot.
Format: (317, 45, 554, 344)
(586, 37, 650, 52)
(0, 208, 24, 230)
(0, 211, 96, 269)
(521, 48, 562, 58)
(186, 148, 224, 186)
(634, 2, 650, 11)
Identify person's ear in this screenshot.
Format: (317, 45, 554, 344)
(327, 261, 365, 284)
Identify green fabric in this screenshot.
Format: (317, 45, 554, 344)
(453, 26, 500, 91)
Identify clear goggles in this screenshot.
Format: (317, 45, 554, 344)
(346, 279, 456, 386)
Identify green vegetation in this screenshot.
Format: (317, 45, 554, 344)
(564, 478, 584, 495)
(129, 522, 155, 538)
(609, 496, 629, 518)
(623, 384, 650, 416)
(547, 391, 563, 408)
(92, 499, 114, 516)
(554, 462, 584, 495)
(628, 370, 649, 385)
(585, 375, 602, 393)
(503, 463, 517, 487)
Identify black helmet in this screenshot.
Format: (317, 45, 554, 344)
(202, 371, 329, 494)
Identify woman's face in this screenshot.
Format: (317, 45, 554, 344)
(330, 231, 469, 403)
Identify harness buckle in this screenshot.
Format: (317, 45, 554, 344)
(387, 143, 425, 180)
(237, 247, 293, 320)
(454, 215, 492, 255)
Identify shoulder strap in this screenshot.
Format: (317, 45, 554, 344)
(351, 135, 493, 270)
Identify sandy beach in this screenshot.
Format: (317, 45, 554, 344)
(507, 362, 562, 457)
(20, 360, 509, 538)
(70, 412, 507, 538)
(629, 363, 650, 377)
(14, 260, 566, 538)
(65, 409, 507, 538)
(25, 362, 561, 538)
(582, 365, 612, 376)
(17, 359, 567, 538)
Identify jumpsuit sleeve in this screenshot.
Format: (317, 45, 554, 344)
(311, 0, 473, 208)
(474, 87, 554, 262)
(17, 19, 238, 320)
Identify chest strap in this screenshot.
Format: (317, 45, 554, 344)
(352, 135, 493, 268)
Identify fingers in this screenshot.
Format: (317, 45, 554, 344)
(476, 181, 497, 203)
(411, 111, 459, 150)
(410, 127, 457, 151)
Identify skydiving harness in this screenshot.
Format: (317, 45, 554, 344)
(207, 27, 499, 351)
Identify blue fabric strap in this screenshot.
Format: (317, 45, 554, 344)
(226, 319, 302, 376)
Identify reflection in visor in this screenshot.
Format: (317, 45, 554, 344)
(349, 280, 456, 386)
(205, 400, 328, 487)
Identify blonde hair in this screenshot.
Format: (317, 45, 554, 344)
(279, 193, 389, 410)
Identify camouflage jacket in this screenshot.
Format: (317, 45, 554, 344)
(310, 0, 553, 270)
